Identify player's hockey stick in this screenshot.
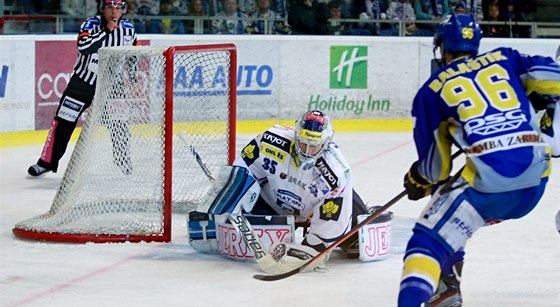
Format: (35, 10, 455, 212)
(253, 150, 463, 281)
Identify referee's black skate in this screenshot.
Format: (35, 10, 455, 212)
(27, 164, 51, 177)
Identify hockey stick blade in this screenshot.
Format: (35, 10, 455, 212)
(176, 132, 215, 181)
(253, 150, 463, 281)
(190, 144, 215, 182)
(253, 192, 406, 281)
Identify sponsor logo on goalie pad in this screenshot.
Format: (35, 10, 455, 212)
(357, 212, 393, 261)
(216, 215, 295, 260)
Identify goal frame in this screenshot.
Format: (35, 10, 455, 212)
(13, 44, 237, 243)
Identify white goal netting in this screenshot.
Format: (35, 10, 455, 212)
(14, 44, 237, 242)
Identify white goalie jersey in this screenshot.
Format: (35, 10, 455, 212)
(233, 124, 354, 249)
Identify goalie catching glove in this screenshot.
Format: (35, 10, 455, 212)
(269, 242, 328, 273)
(404, 161, 433, 200)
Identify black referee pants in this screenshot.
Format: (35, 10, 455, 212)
(36, 75, 94, 172)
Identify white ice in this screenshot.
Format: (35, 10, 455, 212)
(1, 132, 559, 307)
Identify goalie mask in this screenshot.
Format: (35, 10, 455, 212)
(294, 110, 334, 167)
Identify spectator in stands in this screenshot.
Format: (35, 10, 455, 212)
(171, 0, 189, 14)
(499, 0, 531, 37)
(138, 0, 160, 15)
(483, 2, 510, 37)
(124, 0, 148, 33)
(247, 0, 291, 34)
(184, 0, 212, 33)
(414, 0, 450, 34)
(239, 0, 258, 15)
(357, 0, 388, 35)
(379, 0, 430, 36)
(326, 0, 351, 35)
(449, 0, 483, 20)
(453, 2, 465, 13)
(17, 0, 50, 14)
(60, 0, 99, 33)
(518, 0, 538, 22)
(212, 0, 250, 34)
(288, 0, 329, 34)
(335, 0, 355, 18)
(272, 0, 288, 18)
(206, 0, 223, 16)
(147, 0, 186, 33)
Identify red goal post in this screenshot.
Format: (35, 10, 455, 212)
(13, 44, 237, 243)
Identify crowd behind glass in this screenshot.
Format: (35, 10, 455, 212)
(3, 0, 557, 37)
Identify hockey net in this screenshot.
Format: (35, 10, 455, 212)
(13, 44, 237, 243)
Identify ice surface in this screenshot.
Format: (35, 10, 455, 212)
(1, 132, 559, 306)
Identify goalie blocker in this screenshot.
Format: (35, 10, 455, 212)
(187, 166, 393, 262)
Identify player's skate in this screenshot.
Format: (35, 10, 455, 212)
(27, 164, 51, 177)
(425, 261, 463, 307)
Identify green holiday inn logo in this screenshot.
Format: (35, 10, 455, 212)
(330, 46, 368, 89)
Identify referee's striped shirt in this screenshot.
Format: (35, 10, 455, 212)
(73, 16, 138, 85)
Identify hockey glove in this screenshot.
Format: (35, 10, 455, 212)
(528, 92, 550, 111)
(404, 162, 433, 201)
(540, 105, 555, 138)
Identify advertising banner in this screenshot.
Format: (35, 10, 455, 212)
(0, 40, 35, 132)
(0, 35, 558, 134)
(35, 41, 78, 130)
(153, 38, 281, 120)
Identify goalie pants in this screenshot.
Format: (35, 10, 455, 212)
(398, 177, 548, 307)
(37, 75, 94, 172)
(248, 188, 369, 251)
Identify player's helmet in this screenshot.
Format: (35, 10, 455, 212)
(100, 0, 127, 11)
(294, 110, 334, 165)
(433, 14, 482, 55)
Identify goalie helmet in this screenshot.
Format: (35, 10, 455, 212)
(433, 14, 482, 56)
(294, 110, 334, 166)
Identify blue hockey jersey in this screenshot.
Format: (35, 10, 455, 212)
(412, 47, 560, 193)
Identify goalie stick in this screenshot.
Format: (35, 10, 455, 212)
(178, 132, 303, 274)
(253, 150, 463, 281)
(177, 132, 215, 182)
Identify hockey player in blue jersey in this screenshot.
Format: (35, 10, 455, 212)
(398, 14, 560, 307)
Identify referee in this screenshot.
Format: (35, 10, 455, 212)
(28, 0, 138, 177)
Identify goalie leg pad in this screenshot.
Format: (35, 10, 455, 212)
(357, 208, 393, 261)
(216, 215, 295, 261)
(187, 211, 219, 253)
(197, 166, 260, 215)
